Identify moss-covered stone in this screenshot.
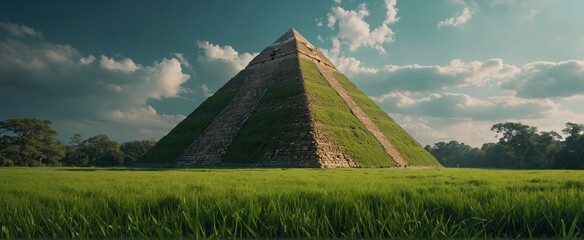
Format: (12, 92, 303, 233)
(223, 108, 306, 164)
(140, 91, 236, 163)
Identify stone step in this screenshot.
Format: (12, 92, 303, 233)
(314, 63, 407, 167)
(175, 71, 270, 165)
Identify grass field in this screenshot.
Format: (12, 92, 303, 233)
(0, 168, 583, 239)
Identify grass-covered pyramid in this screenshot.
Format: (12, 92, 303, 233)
(142, 29, 440, 168)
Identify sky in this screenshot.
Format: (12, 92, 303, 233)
(1, 0, 584, 147)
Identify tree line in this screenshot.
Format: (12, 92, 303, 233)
(0, 118, 155, 167)
(3, 118, 583, 169)
(426, 122, 584, 169)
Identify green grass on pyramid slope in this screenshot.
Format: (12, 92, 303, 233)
(223, 108, 305, 164)
(140, 91, 236, 164)
(333, 72, 440, 166)
(223, 80, 306, 164)
(300, 59, 395, 167)
(260, 81, 304, 101)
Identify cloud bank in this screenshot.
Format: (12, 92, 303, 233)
(503, 60, 584, 99)
(0, 22, 191, 140)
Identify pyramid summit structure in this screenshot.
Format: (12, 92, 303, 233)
(142, 29, 440, 168)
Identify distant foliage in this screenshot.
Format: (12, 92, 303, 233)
(63, 134, 156, 167)
(121, 140, 156, 165)
(1, 118, 156, 167)
(80, 134, 125, 166)
(427, 122, 584, 169)
(0, 118, 64, 166)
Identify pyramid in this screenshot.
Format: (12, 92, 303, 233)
(142, 29, 440, 168)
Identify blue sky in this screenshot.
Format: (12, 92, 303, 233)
(1, 0, 584, 146)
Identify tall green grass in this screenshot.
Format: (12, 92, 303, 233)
(0, 168, 582, 239)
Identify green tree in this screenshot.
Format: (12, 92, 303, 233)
(426, 141, 483, 167)
(121, 140, 156, 165)
(426, 122, 581, 169)
(0, 136, 14, 166)
(80, 134, 124, 166)
(0, 118, 64, 166)
(557, 122, 584, 169)
(491, 122, 539, 168)
(481, 142, 512, 168)
(62, 133, 90, 166)
(534, 131, 562, 168)
(562, 122, 583, 138)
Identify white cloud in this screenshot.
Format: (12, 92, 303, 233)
(0, 22, 43, 39)
(315, 18, 323, 27)
(340, 58, 519, 95)
(79, 55, 96, 65)
(196, 40, 258, 82)
(0, 38, 80, 72)
(45, 49, 70, 63)
(374, 93, 561, 147)
(321, 36, 378, 74)
(0, 23, 192, 141)
(137, 58, 190, 100)
(330, 37, 341, 56)
(99, 55, 139, 73)
(394, 114, 496, 147)
(398, 118, 446, 144)
(326, 0, 399, 54)
(327, 12, 337, 29)
(199, 84, 213, 97)
(322, 48, 378, 75)
(172, 53, 192, 71)
(383, 0, 399, 25)
(333, 0, 341, 4)
(109, 106, 184, 128)
(502, 60, 584, 99)
(335, 55, 378, 74)
(438, 7, 473, 27)
(374, 92, 555, 121)
(332, 57, 583, 101)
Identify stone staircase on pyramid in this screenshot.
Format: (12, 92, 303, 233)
(175, 69, 272, 166)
